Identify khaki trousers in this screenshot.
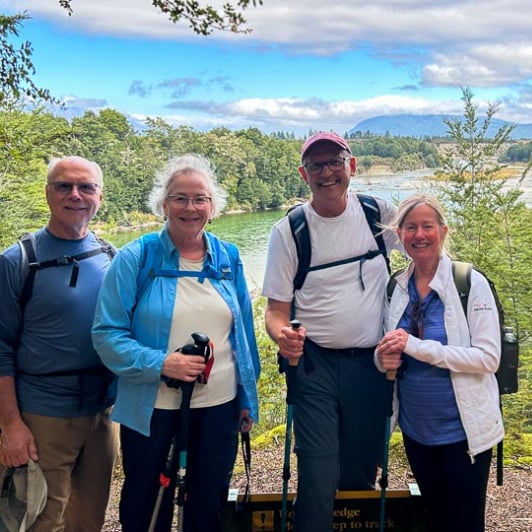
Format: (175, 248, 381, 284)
(23, 409, 118, 532)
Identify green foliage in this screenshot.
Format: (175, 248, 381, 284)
(253, 297, 286, 435)
(58, 0, 263, 35)
(152, 0, 263, 35)
(500, 141, 532, 164)
(350, 136, 440, 170)
(0, 107, 311, 247)
(430, 87, 532, 461)
(0, 13, 58, 105)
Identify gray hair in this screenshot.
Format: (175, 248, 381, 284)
(148, 154, 228, 218)
(47, 156, 104, 188)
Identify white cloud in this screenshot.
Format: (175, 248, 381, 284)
(3, 0, 531, 132)
(424, 44, 532, 87)
(130, 94, 469, 134)
(6, 0, 530, 87)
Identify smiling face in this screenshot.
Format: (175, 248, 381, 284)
(298, 141, 356, 217)
(46, 157, 103, 239)
(398, 203, 448, 263)
(163, 170, 215, 243)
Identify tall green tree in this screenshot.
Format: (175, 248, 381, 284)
(434, 88, 531, 456)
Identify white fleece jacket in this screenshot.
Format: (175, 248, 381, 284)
(380, 254, 504, 459)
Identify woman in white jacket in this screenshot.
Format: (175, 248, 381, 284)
(376, 194, 503, 532)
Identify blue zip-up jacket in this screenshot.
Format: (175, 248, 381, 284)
(92, 226, 260, 436)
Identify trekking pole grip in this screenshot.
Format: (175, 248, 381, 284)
(386, 370, 397, 381)
(288, 319, 301, 367)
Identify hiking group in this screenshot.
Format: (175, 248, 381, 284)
(0, 132, 506, 532)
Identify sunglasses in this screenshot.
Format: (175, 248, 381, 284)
(409, 301, 424, 339)
(49, 182, 100, 195)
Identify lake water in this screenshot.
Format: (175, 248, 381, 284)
(106, 169, 532, 290)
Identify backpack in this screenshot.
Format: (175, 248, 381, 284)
(287, 193, 390, 291)
(17, 231, 116, 312)
(386, 260, 519, 485)
(15, 231, 116, 408)
(135, 232, 237, 302)
(386, 260, 519, 396)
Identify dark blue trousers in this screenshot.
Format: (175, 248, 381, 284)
(119, 399, 239, 532)
(403, 434, 493, 532)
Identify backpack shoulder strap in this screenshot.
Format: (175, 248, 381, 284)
(17, 232, 38, 312)
(16, 231, 115, 312)
(94, 234, 117, 260)
(287, 205, 310, 291)
(386, 268, 405, 303)
(451, 260, 472, 319)
(356, 193, 390, 273)
(136, 232, 161, 299)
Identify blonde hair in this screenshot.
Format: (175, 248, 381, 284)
(396, 194, 447, 229)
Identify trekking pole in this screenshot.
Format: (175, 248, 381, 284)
(280, 319, 301, 532)
(379, 370, 396, 532)
(148, 333, 211, 532)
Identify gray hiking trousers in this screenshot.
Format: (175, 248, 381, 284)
(292, 338, 389, 532)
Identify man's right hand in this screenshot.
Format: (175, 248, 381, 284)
(277, 323, 306, 364)
(265, 299, 306, 364)
(0, 419, 38, 467)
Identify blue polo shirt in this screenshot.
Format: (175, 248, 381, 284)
(397, 276, 466, 445)
(0, 228, 115, 417)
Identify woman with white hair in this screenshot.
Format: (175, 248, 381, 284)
(92, 154, 260, 532)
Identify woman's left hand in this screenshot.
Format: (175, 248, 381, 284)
(239, 410, 253, 433)
(376, 328, 409, 371)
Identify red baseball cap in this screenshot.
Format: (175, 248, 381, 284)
(301, 131, 351, 160)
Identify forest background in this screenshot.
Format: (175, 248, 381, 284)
(1, 87, 531, 471)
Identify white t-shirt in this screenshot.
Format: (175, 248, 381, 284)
(262, 194, 399, 348)
(155, 257, 236, 409)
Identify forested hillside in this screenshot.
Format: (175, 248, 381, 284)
(1, 105, 443, 248)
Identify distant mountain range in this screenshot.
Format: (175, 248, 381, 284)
(348, 114, 532, 140)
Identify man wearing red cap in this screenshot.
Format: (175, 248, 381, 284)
(263, 131, 400, 531)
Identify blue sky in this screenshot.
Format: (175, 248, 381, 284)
(3, 0, 532, 136)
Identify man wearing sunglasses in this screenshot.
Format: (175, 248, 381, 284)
(0, 156, 118, 531)
(263, 131, 401, 531)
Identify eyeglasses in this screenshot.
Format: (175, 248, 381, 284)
(409, 301, 424, 339)
(166, 195, 212, 207)
(49, 182, 100, 195)
(303, 156, 350, 174)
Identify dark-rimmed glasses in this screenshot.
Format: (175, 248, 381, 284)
(49, 182, 100, 195)
(303, 156, 350, 174)
(166, 195, 212, 207)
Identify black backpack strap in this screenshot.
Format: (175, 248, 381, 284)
(17, 232, 115, 311)
(288, 196, 389, 291)
(451, 260, 472, 319)
(356, 193, 390, 274)
(386, 268, 404, 303)
(95, 235, 117, 261)
(18, 232, 38, 313)
(287, 205, 310, 291)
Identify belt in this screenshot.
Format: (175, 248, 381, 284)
(305, 338, 375, 357)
